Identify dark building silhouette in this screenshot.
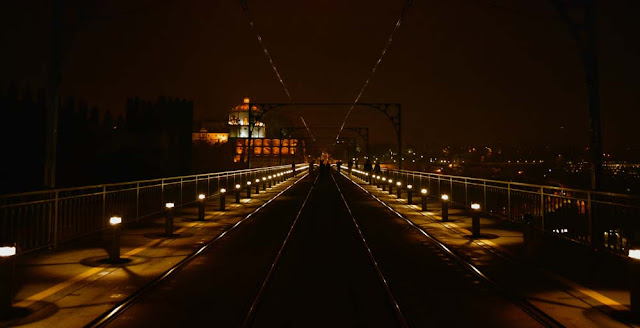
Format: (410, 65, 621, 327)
(0, 85, 194, 193)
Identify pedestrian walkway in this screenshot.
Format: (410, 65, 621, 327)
(3, 170, 306, 328)
(345, 171, 637, 328)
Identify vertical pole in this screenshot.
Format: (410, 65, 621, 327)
(397, 104, 402, 170)
(136, 182, 140, 222)
(247, 102, 253, 169)
(540, 187, 545, 231)
(507, 182, 511, 219)
(44, 0, 64, 189)
(53, 191, 59, 248)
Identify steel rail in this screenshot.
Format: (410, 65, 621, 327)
(330, 172, 410, 328)
(241, 173, 319, 327)
(340, 172, 565, 328)
(84, 172, 309, 328)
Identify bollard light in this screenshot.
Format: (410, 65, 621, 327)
(471, 203, 481, 238)
(262, 177, 267, 191)
(0, 244, 16, 318)
(396, 181, 402, 198)
(109, 216, 122, 262)
(388, 179, 394, 195)
(247, 181, 252, 198)
(235, 184, 241, 204)
(421, 188, 428, 211)
(441, 194, 449, 222)
(220, 188, 226, 211)
(198, 194, 206, 221)
(382, 177, 387, 191)
(0, 247, 16, 258)
(256, 179, 261, 193)
(165, 203, 175, 236)
(407, 185, 413, 204)
(109, 216, 122, 225)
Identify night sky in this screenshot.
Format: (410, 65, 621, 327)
(2, 0, 639, 152)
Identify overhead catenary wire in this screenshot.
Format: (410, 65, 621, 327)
(334, 0, 413, 144)
(239, 0, 315, 142)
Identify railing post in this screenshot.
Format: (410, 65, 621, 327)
(539, 187, 545, 231)
(506, 182, 510, 219)
(588, 191, 596, 247)
(53, 191, 59, 248)
(161, 179, 165, 210)
(180, 177, 183, 207)
(449, 177, 453, 203)
(464, 178, 468, 207)
(136, 182, 140, 221)
(102, 185, 106, 228)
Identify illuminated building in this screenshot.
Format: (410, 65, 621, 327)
(228, 97, 265, 138)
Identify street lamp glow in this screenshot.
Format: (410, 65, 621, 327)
(388, 179, 393, 183)
(382, 177, 387, 181)
(441, 194, 449, 201)
(262, 177, 266, 181)
(0, 246, 16, 257)
(109, 216, 122, 225)
(198, 194, 205, 200)
(247, 181, 252, 185)
(255, 179, 260, 183)
(165, 202, 175, 209)
(235, 184, 241, 189)
(407, 185, 412, 189)
(220, 188, 226, 193)
(471, 203, 481, 210)
(421, 188, 427, 194)
(396, 181, 401, 187)
(268, 175, 272, 179)
(630, 249, 640, 260)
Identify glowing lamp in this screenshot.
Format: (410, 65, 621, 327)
(382, 178, 387, 181)
(441, 194, 449, 201)
(268, 176, 272, 179)
(407, 185, 412, 189)
(388, 179, 393, 183)
(396, 181, 402, 187)
(165, 202, 175, 209)
(110, 216, 122, 225)
(471, 203, 481, 210)
(262, 177, 266, 181)
(255, 179, 260, 183)
(0, 246, 16, 257)
(198, 194, 205, 200)
(220, 188, 226, 193)
(421, 188, 427, 195)
(235, 184, 241, 189)
(247, 181, 252, 185)
(630, 249, 640, 260)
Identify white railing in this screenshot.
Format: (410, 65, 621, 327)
(352, 168, 640, 255)
(0, 164, 306, 253)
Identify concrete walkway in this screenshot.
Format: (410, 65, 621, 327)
(2, 171, 306, 328)
(345, 171, 638, 328)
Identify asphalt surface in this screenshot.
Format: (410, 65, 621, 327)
(102, 169, 545, 327)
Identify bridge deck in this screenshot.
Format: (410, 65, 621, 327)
(4, 168, 634, 327)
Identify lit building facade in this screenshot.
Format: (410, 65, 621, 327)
(192, 128, 229, 145)
(228, 97, 265, 138)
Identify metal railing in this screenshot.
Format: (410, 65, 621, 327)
(368, 168, 640, 255)
(0, 164, 306, 254)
